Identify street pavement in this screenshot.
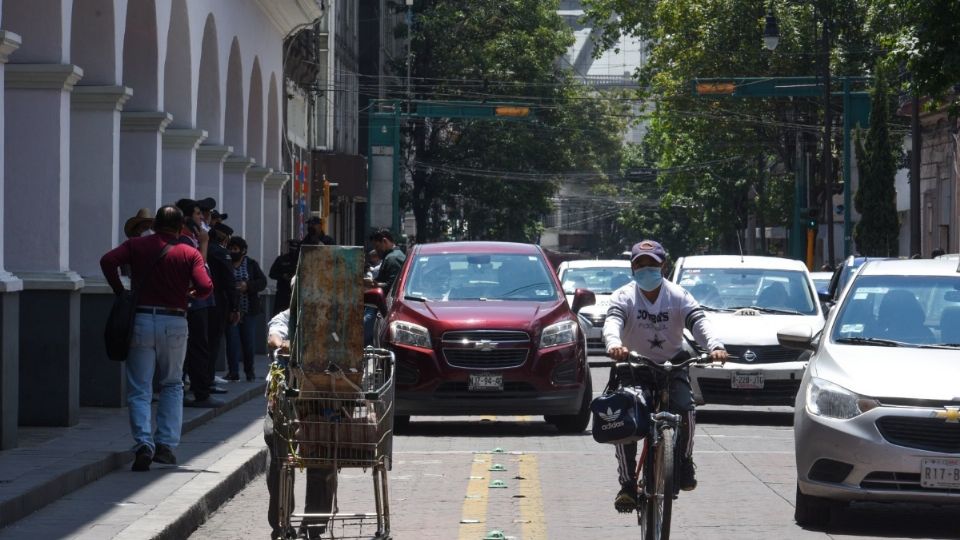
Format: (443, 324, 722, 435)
(190, 365, 960, 540)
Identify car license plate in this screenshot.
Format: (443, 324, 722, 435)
(731, 372, 764, 389)
(921, 458, 960, 489)
(468, 373, 503, 392)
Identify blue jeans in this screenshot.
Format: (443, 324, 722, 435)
(126, 312, 189, 452)
(226, 316, 257, 375)
(363, 305, 378, 346)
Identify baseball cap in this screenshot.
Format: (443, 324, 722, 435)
(197, 197, 217, 211)
(306, 216, 321, 225)
(630, 240, 666, 263)
(212, 223, 234, 237)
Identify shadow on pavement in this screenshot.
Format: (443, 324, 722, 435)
(696, 408, 794, 427)
(815, 502, 960, 539)
(397, 418, 591, 438)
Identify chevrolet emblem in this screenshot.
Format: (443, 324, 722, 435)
(473, 339, 495, 352)
(933, 406, 960, 423)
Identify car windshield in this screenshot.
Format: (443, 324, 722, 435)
(559, 266, 632, 294)
(831, 275, 960, 347)
(403, 252, 559, 301)
(677, 267, 817, 315)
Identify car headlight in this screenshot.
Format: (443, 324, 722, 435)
(806, 377, 879, 419)
(540, 319, 578, 349)
(390, 321, 432, 349)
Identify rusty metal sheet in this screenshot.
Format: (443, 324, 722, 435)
(293, 245, 365, 374)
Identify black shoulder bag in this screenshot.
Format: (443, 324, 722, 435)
(104, 243, 174, 361)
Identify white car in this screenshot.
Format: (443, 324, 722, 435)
(671, 255, 825, 405)
(556, 259, 632, 355)
(779, 258, 960, 528)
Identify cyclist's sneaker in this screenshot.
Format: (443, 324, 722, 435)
(614, 484, 639, 513)
(679, 459, 698, 491)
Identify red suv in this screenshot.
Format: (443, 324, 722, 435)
(371, 241, 596, 432)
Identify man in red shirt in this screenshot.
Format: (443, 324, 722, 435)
(100, 206, 213, 471)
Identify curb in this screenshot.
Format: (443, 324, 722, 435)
(149, 446, 267, 540)
(0, 383, 265, 528)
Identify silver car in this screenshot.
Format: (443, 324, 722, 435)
(779, 258, 960, 528)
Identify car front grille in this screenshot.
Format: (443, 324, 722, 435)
(443, 348, 528, 369)
(441, 330, 530, 369)
(723, 345, 803, 364)
(585, 314, 605, 328)
(860, 471, 960, 494)
(587, 337, 605, 350)
(697, 378, 801, 405)
(876, 416, 960, 453)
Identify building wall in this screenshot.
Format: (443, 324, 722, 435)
(919, 110, 959, 257)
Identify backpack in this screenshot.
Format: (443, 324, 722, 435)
(590, 385, 650, 445)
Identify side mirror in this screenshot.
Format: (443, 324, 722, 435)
(364, 288, 387, 317)
(777, 324, 816, 351)
(818, 291, 832, 303)
(571, 288, 596, 314)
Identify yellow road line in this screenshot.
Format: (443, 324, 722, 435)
(458, 453, 493, 539)
(518, 454, 547, 540)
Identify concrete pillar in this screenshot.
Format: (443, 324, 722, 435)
(244, 166, 271, 265)
(71, 86, 133, 408)
(195, 144, 232, 204)
(223, 155, 253, 236)
(161, 129, 207, 204)
(119, 112, 172, 239)
(5, 63, 85, 426)
(263, 172, 290, 267)
(0, 30, 22, 449)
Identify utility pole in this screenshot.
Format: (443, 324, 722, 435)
(910, 93, 922, 256)
(821, 14, 835, 268)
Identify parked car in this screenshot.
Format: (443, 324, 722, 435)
(671, 255, 824, 405)
(556, 259, 632, 355)
(372, 241, 596, 432)
(823, 255, 872, 305)
(778, 258, 960, 528)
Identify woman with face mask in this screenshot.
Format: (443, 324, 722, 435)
(225, 236, 268, 381)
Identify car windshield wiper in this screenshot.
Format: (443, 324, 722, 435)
(699, 305, 733, 312)
(727, 305, 805, 315)
(919, 343, 960, 350)
(499, 282, 550, 298)
(835, 336, 908, 347)
(403, 294, 427, 302)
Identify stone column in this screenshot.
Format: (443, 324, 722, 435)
(223, 155, 254, 237)
(245, 166, 271, 265)
(5, 63, 85, 427)
(119, 112, 172, 238)
(71, 86, 133, 408)
(0, 30, 22, 449)
(195, 144, 232, 205)
(263, 172, 290, 267)
(161, 129, 207, 204)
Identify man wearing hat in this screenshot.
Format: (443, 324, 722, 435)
(124, 208, 154, 238)
(196, 197, 217, 234)
(603, 239, 728, 511)
(269, 239, 300, 314)
(207, 222, 240, 393)
(302, 216, 324, 246)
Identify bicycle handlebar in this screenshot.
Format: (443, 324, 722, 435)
(621, 351, 716, 372)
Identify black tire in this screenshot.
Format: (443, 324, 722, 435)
(645, 426, 675, 540)
(547, 369, 592, 433)
(794, 483, 832, 529)
(393, 414, 411, 434)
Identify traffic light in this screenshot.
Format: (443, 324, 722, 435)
(801, 207, 819, 230)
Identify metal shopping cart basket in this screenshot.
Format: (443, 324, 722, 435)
(269, 347, 395, 539)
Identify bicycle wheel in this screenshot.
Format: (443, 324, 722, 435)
(644, 426, 675, 540)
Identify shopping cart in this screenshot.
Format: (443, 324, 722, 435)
(269, 347, 395, 539)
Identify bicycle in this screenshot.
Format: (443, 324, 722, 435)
(612, 351, 715, 540)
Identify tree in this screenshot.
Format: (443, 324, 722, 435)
(396, 0, 627, 243)
(853, 66, 900, 256)
(582, 0, 893, 254)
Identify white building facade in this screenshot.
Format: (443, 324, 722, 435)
(0, 0, 323, 449)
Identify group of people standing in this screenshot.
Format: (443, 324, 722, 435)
(99, 198, 267, 471)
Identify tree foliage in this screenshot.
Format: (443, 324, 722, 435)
(853, 66, 900, 256)
(582, 0, 897, 255)
(397, 0, 627, 243)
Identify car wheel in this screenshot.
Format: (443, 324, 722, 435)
(393, 415, 411, 434)
(794, 483, 833, 529)
(547, 369, 592, 434)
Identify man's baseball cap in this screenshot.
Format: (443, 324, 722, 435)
(630, 240, 666, 263)
(197, 197, 217, 211)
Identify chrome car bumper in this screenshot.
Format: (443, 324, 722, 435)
(795, 405, 960, 503)
(689, 361, 806, 405)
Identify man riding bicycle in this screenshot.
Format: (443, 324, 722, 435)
(603, 240, 728, 513)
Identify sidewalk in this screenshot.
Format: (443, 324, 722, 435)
(0, 356, 272, 537)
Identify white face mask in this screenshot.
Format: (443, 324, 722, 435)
(200, 221, 211, 233)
